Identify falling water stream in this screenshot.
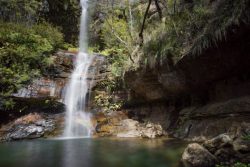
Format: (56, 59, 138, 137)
(128, 0, 134, 33)
(63, 0, 94, 138)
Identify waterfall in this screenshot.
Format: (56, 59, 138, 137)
(63, 0, 94, 138)
(128, 0, 134, 33)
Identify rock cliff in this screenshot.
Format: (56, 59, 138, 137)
(122, 23, 250, 140)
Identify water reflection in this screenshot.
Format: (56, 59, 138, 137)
(62, 138, 93, 167)
(0, 138, 186, 167)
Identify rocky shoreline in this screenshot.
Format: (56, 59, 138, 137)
(182, 134, 250, 167)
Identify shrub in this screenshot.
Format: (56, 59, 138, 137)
(0, 21, 64, 108)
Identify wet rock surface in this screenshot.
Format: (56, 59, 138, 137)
(0, 97, 66, 141)
(0, 113, 65, 141)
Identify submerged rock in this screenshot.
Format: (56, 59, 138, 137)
(182, 143, 217, 167)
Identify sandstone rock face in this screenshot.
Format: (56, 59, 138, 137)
(14, 78, 67, 99)
(159, 71, 187, 94)
(117, 120, 164, 138)
(124, 69, 187, 101)
(182, 143, 217, 167)
(94, 112, 164, 138)
(173, 96, 250, 140)
(94, 111, 129, 137)
(116, 119, 141, 138)
(13, 51, 74, 99)
(124, 96, 250, 141)
(124, 70, 166, 101)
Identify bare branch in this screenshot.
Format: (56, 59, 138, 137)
(139, 0, 152, 45)
(154, 0, 162, 19)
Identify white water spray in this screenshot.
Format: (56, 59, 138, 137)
(128, 0, 134, 33)
(63, 0, 94, 138)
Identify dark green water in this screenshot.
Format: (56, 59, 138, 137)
(0, 138, 186, 167)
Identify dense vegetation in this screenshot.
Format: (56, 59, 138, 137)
(0, 0, 77, 108)
(0, 22, 64, 108)
(91, 0, 250, 75)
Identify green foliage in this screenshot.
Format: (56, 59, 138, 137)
(94, 93, 123, 113)
(40, 0, 81, 43)
(0, 0, 81, 44)
(189, 0, 250, 56)
(141, 2, 207, 63)
(242, 134, 250, 141)
(102, 10, 132, 49)
(92, 4, 141, 79)
(100, 9, 133, 76)
(97, 0, 250, 72)
(94, 77, 125, 113)
(0, 21, 64, 108)
(32, 23, 64, 48)
(0, 0, 42, 23)
(106, 48, 128, 77)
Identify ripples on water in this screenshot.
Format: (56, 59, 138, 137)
(0, 138, 186, 167)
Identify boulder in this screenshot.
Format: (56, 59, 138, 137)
(95, 116, 164, 138)
(140, 123, 163, 138)
(6, 124, 45, 140)
(117, 119, 141, 138)
(182, 134, 250, 166)
(4, 118, 55, 141)
(116, 119, 164, 138)
(182, 143, 217, 167)
(202, 134, 239, 163)
(214, 147, 239, 164)
(233, 138, 250, 153)
(0, 113, 63, 141)
(203, 134, 233, 154)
